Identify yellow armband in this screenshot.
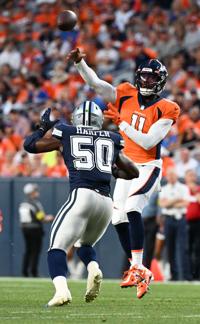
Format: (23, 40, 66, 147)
(36, 211, 45, 221)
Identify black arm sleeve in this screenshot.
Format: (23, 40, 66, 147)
(23, 129, 45, 153)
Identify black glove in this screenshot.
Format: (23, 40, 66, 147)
(39, 108, 58, 134)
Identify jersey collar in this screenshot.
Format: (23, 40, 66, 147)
(138, 92, 162, 110)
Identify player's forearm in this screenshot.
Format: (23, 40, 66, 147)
(75, 59, 116, 102)
(173, 200, 189, 208)
(119, 122, 160, 150)
(24, 130, 61, 153)
(113, 166, 139, 180)
(159, 199, 173, 208)
(114, 153, 139, 179)
(119, 119, 173, 150)
(159, 198, 183, 208)
(114, 169, 134, 180)
(24, 129, 45, 153)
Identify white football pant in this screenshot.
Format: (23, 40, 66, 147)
(112, 164, 161, 225)
(49, 188, 112, 251)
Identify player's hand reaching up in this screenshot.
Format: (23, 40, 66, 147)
(39, 108, 59, 134)
(104, 103, 122, 126)
(66, 48, 86, 63)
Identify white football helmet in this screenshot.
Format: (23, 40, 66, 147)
(72, 101, 103, 130)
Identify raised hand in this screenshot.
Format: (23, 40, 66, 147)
(66, 47, 86, 64)
(39, 108, 58, 134)
(104, 103, 121, 126)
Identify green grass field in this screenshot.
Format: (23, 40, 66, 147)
(0, 278, 200, 324)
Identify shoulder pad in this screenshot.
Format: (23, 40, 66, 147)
(52, 122, 69, 139)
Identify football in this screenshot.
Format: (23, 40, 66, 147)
(57, 10, 77, 31)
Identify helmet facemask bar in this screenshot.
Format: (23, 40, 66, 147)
(90, 113, 103, 129)
(138, 72, 161, 96)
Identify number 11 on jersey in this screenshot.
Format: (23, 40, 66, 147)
(131, 114, 146, 132)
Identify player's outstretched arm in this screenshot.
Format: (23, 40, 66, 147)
(119, 118, 173, 150)
(24, 108, 61, 153)
(113, 152, 139, 180)
(66, 48, 117, 103)
(105, 103, 174, 150)
(24, 129, 61, 154)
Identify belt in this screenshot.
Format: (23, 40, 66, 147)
(72, 185, 111, 198)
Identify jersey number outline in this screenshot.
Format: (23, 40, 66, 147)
(131, 114, 146, 131)
(70, 136, 114, 173)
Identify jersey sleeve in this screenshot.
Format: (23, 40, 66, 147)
(112, 132, 124, 151)
(118, 134, 125, 150)
(52, 123, 67, 139)
(161, 101, 180, 124)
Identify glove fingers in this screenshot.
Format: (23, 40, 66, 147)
(107, 103, 113, 109)
(104, 110, 115, 115)
(104, 112, 115, 119)
(42, 107, 51, 120)
(107, 103, 117, 112)
(46, 108, 51, 118)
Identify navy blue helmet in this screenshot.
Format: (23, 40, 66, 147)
(135, 59, 168, 96)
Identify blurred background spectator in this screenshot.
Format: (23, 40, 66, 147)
(18, 183, 53, 277)
(185, 170, 200, 280)
(159, 168, 191, 281)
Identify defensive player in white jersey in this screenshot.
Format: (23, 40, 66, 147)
(24, 101, 139, 306)
(67, 48, 180, 298)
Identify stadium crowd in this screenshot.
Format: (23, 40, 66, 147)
(0, 0, 200, 279)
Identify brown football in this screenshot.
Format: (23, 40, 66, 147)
(57, 10, 77, 31)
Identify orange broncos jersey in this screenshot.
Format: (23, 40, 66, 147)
(115, 82, 180, 163)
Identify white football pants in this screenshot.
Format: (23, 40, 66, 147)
(49, 188, 112, 251)
(112, 164, 161, 225)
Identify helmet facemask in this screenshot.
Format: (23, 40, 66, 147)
(138, 72, 162, 96)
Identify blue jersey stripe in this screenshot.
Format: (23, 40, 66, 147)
(129, 167, 160, 196)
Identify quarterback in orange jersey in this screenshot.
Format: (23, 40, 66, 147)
(67, 49, 180, 298)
